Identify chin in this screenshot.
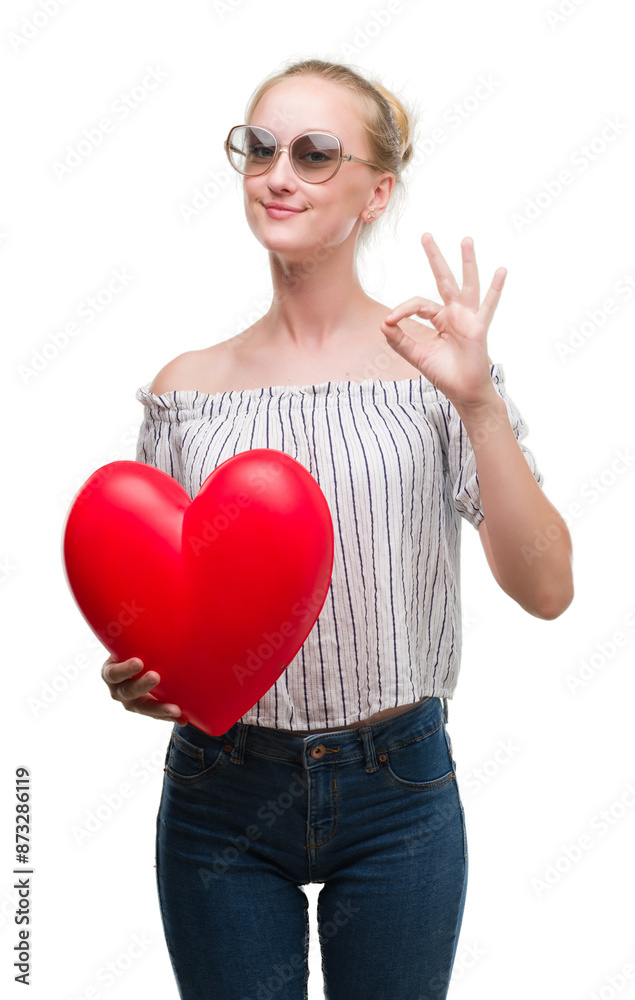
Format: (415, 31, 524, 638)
(247, 219, 312, 254)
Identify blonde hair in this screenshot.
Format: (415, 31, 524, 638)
(243, 57, 420, 259)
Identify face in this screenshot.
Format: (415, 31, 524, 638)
(240, 76, 394, 259)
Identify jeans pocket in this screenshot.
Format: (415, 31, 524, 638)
(379, 719, 455, 791)
(165, 726, 230, 785)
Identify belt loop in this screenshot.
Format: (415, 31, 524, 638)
(230, 722, 248, 765)
(442, 697, 449, 724)
(357, 727, 379, 773)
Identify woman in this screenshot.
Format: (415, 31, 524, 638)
(102, 58, 573, 999)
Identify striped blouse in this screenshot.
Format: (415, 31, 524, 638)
(135, 363, 544, 731)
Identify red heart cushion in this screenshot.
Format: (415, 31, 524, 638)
(62, 451, 334, 735)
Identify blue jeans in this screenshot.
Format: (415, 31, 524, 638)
(155, 695, 468, 1000)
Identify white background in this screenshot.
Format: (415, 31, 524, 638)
(2, 0, 634, 997)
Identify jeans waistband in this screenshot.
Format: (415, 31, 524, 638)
(181, 695, 449, 771)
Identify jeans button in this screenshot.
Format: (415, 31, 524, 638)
(310, 744, 326, 759)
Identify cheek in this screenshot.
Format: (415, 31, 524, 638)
(243, 186, 256, 221)
(241, 190, 271, 248)
(325, 210, 364, 247)
(312, 187, 364, 238)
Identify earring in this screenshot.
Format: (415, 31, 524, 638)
(367, 210, 376, 221)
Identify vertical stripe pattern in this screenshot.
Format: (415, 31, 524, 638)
(135, 364, 544, 731)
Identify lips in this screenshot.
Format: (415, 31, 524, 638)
(263, 202, 304, 212)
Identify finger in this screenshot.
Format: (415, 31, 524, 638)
(124, 692, 185, 723)
(421, 233, 459, 303)
(113, 679, 183, 718)
(383, 297, 441, 326)
(460, 236, 480, 310)
(143, 698, 187, 725)
(101, 658, 187, 724)
(115, 671, 162, 702)
(380, 321, 424, 369)
(101, 657, 144, 684)
(478, 267, 507, 327)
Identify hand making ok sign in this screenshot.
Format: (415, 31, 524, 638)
(380, 233, 507, 411)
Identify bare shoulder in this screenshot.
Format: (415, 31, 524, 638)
(148, 343, 229, 395)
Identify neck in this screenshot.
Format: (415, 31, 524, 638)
(263, 229, 375, 352)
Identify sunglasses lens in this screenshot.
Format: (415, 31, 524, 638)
(291, 133, 340, 180)
(227, 126, 276, 175)
(227, 127, 341, 181)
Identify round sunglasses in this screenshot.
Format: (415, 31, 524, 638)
(224, 124, 383, 183)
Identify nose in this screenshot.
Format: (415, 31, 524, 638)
(265, 146, 298, 185)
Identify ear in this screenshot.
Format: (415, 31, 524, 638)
(367, 172, 395, 217)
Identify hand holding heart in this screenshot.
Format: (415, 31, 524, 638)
(101, 653, 187, 725)
(380, 233, 506, 411)
(62, 451, 334, 736)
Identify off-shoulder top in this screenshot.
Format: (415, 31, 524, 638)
(135, 364, 544, 731)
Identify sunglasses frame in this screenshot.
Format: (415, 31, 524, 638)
(224, 124, 384, 184)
